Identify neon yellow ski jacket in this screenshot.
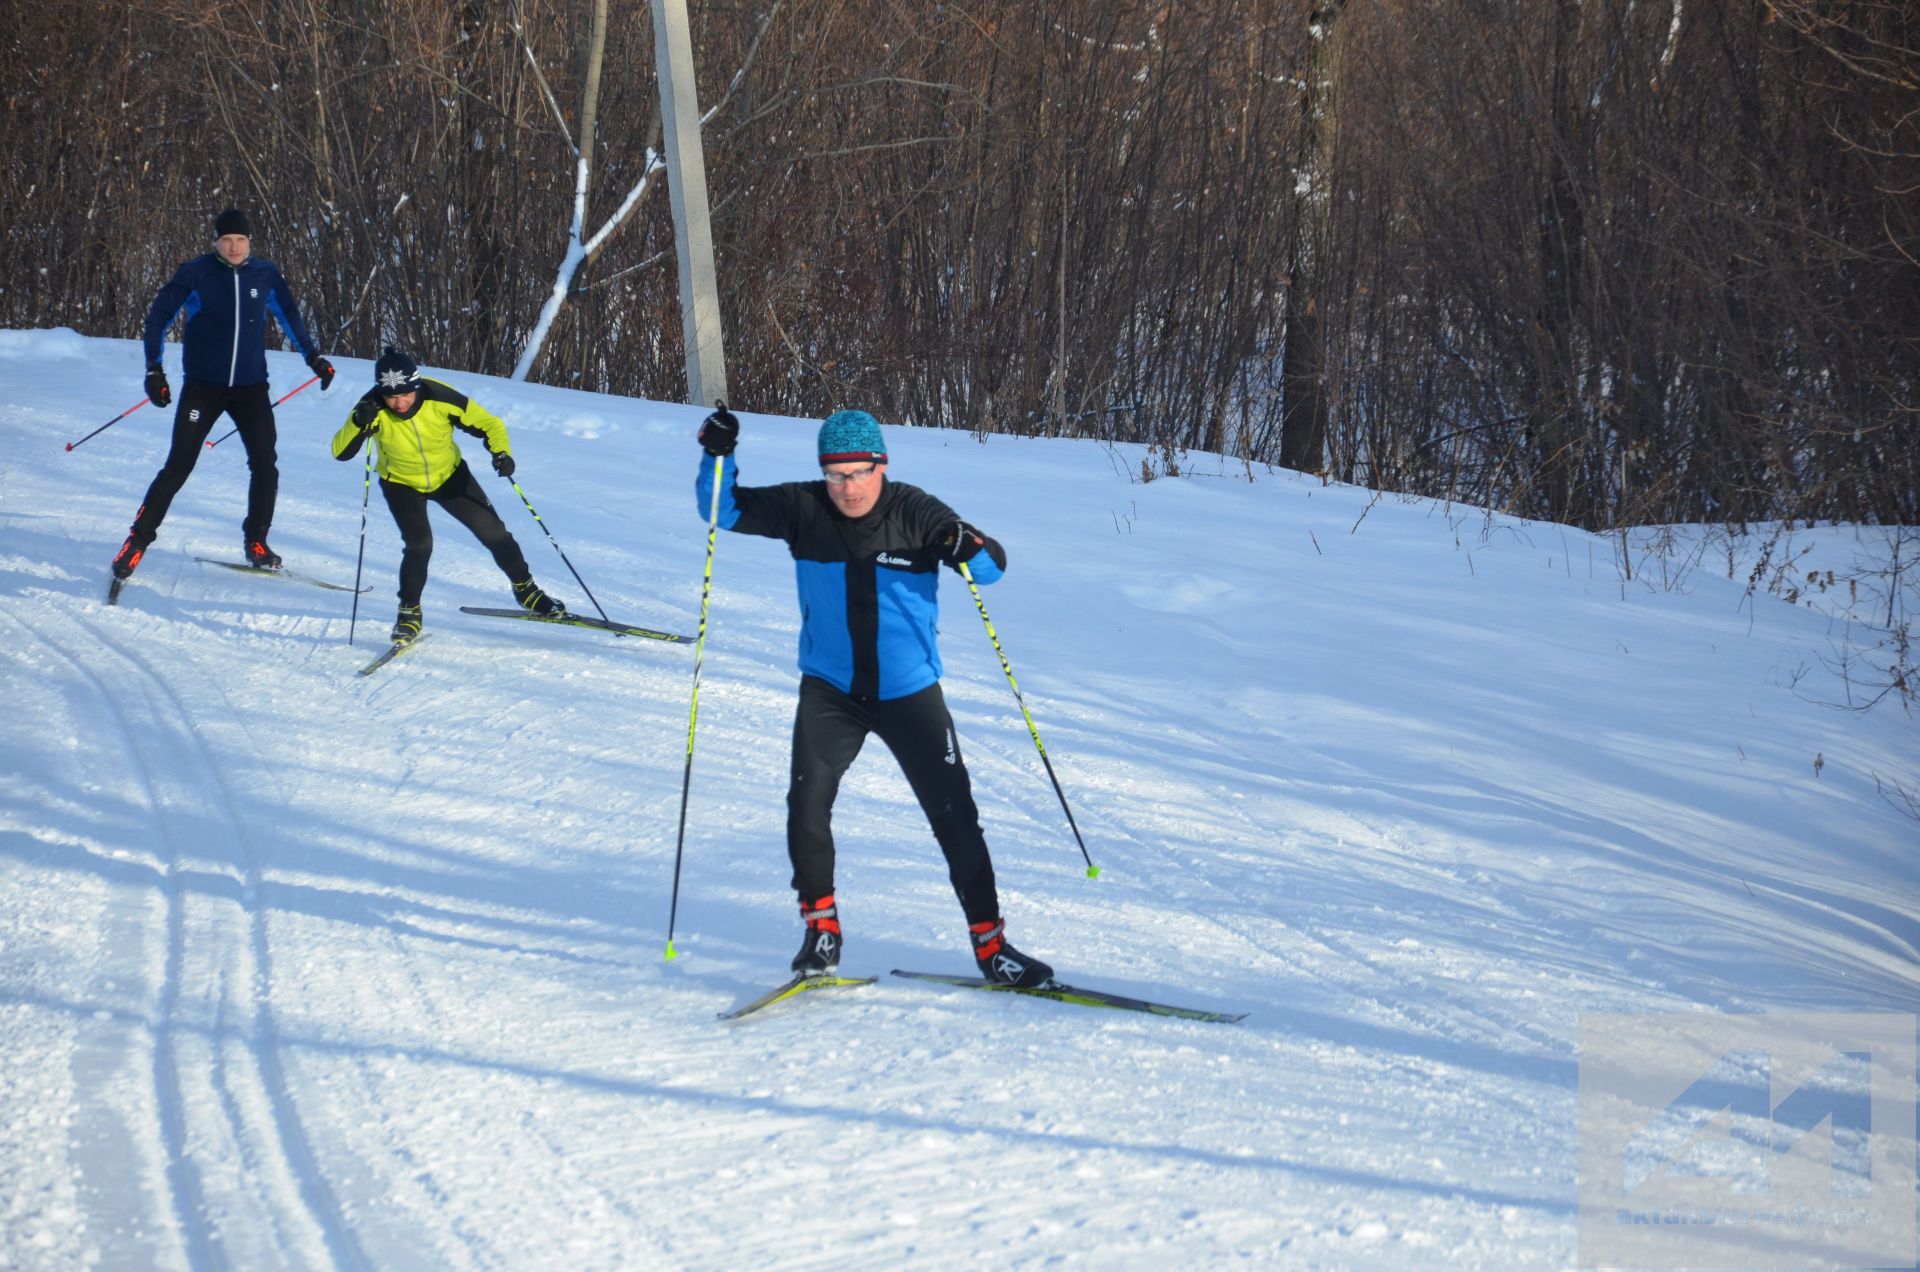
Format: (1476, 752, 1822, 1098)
(331, 378, 511, 493)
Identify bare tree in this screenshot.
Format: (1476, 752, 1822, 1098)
(0, 0, 1909, 546)
(511, 0, 665, 382)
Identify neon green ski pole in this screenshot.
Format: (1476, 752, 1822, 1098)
(666, 441, 728, 959)
(958, 560, 1100, 878)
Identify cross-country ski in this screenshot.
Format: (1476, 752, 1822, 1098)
(194, 556, 370, 593)
(458, 606, 692, 644)
(717, 973, 877, 1021)
(356, 632, 431, 676)
(890, 970, 1247, 1023)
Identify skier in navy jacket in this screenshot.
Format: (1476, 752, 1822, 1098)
(111, 208, 335, 580)
(695, 406, 1054, 987)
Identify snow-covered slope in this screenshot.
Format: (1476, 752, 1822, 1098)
(2, 329, 1913, 1268)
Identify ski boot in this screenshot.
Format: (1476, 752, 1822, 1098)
(512, 578, 566, 617)
(970, 918, 1053, 987)
(244, 536, 283, 570)
(790, 894, 842, 976)
(391, 605, 423, 646)
(111, 531, 152, 580)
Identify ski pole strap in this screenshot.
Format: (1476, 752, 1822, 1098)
(957, 560, 1100, 877)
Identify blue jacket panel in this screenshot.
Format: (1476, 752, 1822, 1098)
(142, 253, 317, 387)
(695, 452, 1005, 699)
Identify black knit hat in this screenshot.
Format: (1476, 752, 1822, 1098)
(213, 208, 252, 238)
(373, 347, 422, 396)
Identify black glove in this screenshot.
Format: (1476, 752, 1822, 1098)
(144, 361, 171, 408)
(492, 451, 516, 478)
(306, 355, 335, 390)
(698, 405, 739, 456)
(939, 519, 987, 567)
(350, 395, 381, 432)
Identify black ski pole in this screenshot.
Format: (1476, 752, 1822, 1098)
(957, 560, 1101, 878)
(507, 479, 611, 623)
(208, 375, 320, 449)
(65, 397, 152, 451)
(348, 445, 374, 646)
(665, 438, 728, 961)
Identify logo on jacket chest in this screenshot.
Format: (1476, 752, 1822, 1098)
(876, 552, 914, 568)
(249, 288, 259, 298)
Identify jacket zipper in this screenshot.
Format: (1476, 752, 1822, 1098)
(228, 268, 241, 386)
(412, 415, 431, 486)
(374, 409, 434, 488)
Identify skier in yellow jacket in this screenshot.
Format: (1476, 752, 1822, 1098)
(332, 348, 566, 644)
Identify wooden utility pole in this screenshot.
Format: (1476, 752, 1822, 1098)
(651, 0, 729, 407)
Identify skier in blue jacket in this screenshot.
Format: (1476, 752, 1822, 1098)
(111, 208, 335, 580)
(695, 406, 1054, 987)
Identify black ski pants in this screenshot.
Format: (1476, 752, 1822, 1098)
(131, 380, 277, 543)
(380, 461, 531, 607)
(787, 674, 1000, 925)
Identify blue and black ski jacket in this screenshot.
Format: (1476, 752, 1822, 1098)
(696, 453, 1006, 700)
(141, 253, 317, 388)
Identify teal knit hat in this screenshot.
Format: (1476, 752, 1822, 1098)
(817, 410, 886, 464)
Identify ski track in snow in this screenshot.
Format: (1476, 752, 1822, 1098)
(8, 602, 369, 1269)
(1, 333, 1915, 1268)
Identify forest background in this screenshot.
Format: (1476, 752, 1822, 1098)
(3, 0, 1914, 535)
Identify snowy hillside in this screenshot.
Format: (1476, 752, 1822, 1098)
(1, 328, 1914, 1268)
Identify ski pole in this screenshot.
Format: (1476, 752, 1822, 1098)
(65, 397, 152, 451)
(207, 375, 320, 448)
(348, 444, 374, 646)
(508, 479, 611, 623)
(665, 439, 728, 961)
(957, 559, 1101, 878)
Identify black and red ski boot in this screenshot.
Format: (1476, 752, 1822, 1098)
(970, 918, 1054, 987)
(111, 532, 152, 580)
(244, 536, 282, 570)
(790, 894, 842, 976)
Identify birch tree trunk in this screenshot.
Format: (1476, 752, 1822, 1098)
(514, 0, 612, 383)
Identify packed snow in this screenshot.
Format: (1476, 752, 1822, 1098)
(1, 328, 1913, 1268)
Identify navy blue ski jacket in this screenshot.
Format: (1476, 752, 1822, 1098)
(696, 453, 1006, 700)
(141, 253, 317, 387)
